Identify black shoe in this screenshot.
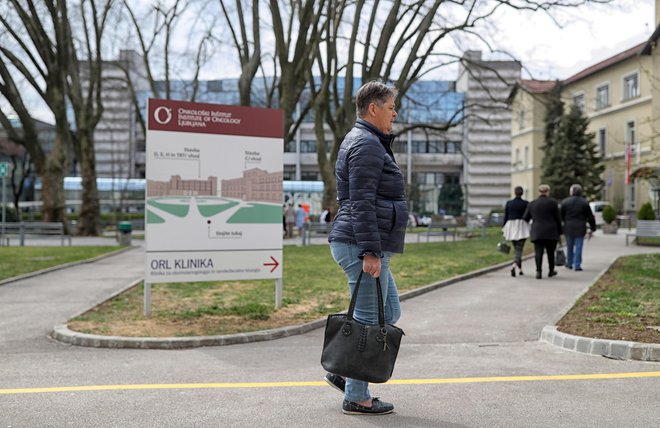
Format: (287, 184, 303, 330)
(575, 267, 583, 271)
(565, 265, 573, 270)
(342, 397, 394, 415)
(536, 272, 542, 279)
(324, 373, 345, 393)
(510, 267, 516, 277)
(548, 270, 558, 277)
(519, 270, 524, 276)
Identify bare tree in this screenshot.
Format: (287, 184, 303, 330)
(121, 0, 216, 135)
(0, 0, 74, 224)
(269, 0, 326, 143)
(219, 0, 261, 106)
(308, 0, 613, 210)
(67, 0, 116, 235)
(0, 0, 116, 233)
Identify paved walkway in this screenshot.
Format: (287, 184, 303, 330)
(3, 229, 659, 357)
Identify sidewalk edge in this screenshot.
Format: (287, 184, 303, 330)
(0, 246, 134, 287)
(540, 325, 660, 362)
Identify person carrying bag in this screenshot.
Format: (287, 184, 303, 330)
(325, 80, 408, 416)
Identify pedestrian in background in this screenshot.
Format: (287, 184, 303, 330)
(560, 184, 596, 271)
(284, 203, 296, 239)
(295, 204, 306, 237)
(502, 186, 530, 277)
(523, 184, 563, 279)
(326, 80, 408, 415)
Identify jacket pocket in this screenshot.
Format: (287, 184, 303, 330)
(392, 200, 408, 232)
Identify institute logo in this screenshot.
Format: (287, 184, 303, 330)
(153, 106, 173, 125)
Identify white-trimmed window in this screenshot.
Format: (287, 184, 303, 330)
(515, 148, 520, 169)
(596, 84, 609, 110)
(518, 108, 525, 130)
(573, 93, 585, 112)
(524, 146, 529, 169)
(623, 72, 639, 100)
(626, 121, 636, 145)
(598, 128, 607, 157)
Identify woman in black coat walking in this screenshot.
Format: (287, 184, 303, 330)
(523, 184, 563, 279)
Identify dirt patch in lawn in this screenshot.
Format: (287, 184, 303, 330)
(557, 258, 660, 344)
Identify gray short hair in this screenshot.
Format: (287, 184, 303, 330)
(570, 184, 582, 196)
(538, 184, 550, 194)
(355, 80, 398, 118)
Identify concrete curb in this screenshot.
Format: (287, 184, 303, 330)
(0, 246, 134, 287)
(52, 258, 521, 349)
(540, 326, 660, 362)
(539, 253, 660, 362)
(51, 318, 328, 349)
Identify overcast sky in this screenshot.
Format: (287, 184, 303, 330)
(482, 0, 654, 80)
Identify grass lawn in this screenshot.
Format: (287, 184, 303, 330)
(0, 246, 121, 281)
(69, 228, 519, 337)
(557, 252, 660, 344)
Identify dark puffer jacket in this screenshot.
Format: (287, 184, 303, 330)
(328, 119, 408, 257)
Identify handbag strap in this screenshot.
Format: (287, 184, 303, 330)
(347, 270, 386, 327)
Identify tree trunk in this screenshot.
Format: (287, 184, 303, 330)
(40, 161, 67, 224)
(77, 132, 100, 235)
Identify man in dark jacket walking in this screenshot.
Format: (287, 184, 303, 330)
(523, 184, 563, 279)
(325, 80, 408, 416)
(560, 184, 596, 271)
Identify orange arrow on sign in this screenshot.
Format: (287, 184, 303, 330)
(264, 256, 279, 273)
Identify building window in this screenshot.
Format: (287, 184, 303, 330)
(514, 148, 520, 169)
(524, 146, 529, 168)
(300, 140, 316, 153)
(596, 84, 609, 110)
(283, 165, 296, 181)
(623, 73, 639, 100)
(598, 128, 607, 156)
(284, 140, 296, 153)
(518, 108, 525, 130)
(300, 171, 319, 181)
(626, 121, 635, 145)
(573, 93, 585, 112)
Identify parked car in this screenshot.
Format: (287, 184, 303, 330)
(408, 213, 432, 227)
(589, 201, 610, 228)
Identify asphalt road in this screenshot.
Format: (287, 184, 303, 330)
(1, 232, 659, 427)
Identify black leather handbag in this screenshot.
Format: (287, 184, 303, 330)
(497, 241, 511, 254)
(555, 238, 566, 267)
(321, 271, 404, 383)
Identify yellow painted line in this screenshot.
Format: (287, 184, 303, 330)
(2, 371, 659, 395)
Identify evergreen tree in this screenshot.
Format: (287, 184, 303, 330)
(437, 183, 463, 216)
(542, 103, 605, 200)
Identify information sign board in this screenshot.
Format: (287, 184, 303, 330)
(145, 99, 283, 282)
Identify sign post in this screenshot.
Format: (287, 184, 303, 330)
(144, 99, 284, 316)
(0, 162, 10, 246)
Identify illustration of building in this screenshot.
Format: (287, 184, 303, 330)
(147, 175, 217, 197)
(221, 168, 283, 203)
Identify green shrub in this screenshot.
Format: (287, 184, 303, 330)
(637, 202, 656, 220)
(1, 205, 19, 222)
(602, 205, 617, 224)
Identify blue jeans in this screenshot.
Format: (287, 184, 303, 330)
(565, 235, 584, 269)
(329, 241, 401, 403)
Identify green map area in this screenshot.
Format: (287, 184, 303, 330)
(146, 196, 280, 224)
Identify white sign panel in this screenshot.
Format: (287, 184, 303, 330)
(145, 99, 283, 282)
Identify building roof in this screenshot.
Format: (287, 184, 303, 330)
(640, 23, 660, 55)
(507, 79, 557, 104)
(519, 79, 558, 93)
(562, 41, 646, 85)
